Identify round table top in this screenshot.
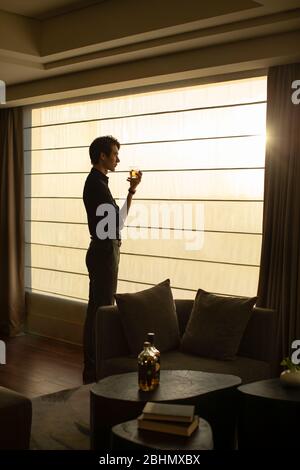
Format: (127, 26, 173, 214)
(112, 417, 213, 450)
(238, 378, 300, 402)
(91, 370, 241, 403)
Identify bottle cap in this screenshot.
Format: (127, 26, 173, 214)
(143, 341, 151, 347)
(147, 332, 155, 343)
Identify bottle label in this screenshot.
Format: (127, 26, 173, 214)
(138, 361, 156, 391)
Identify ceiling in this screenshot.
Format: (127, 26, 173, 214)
(1, 0, 300, 105)
(0, 0, 104, 19)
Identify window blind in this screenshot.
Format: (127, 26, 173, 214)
(24, 76, 267, 300)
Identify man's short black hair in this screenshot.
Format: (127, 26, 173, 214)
(89, 135, 120, 164)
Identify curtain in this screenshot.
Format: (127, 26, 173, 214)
(258, 63, 300, 363)
(0, 107, 24, 336)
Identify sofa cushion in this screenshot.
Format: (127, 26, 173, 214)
(102, 351, 271, 384)
(115, 279, 180, 356)
(181, 289, 257, 360)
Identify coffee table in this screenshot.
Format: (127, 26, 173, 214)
(238, 378, 300, 448)
(90, 370, 241, 450)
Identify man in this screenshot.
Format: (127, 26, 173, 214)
(83, 135, 142, 383)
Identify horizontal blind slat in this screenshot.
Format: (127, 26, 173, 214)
(25, 169, 264, 199)
(24, 104, 266, 150)
(25, 199, 263, 233)
(25, 246, 259, 297)
(24, 136, 265, 174)
(23, 77, 267, 127)
(25, 224, 262, 265)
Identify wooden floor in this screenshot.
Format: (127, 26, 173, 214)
(0, 334, 83, 398)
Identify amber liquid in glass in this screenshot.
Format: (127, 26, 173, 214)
(147, 333, 160, 386)
(130, 169, 138, 179)
(138, 341, 158, 391)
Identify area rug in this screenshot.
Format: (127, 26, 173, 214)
(30, 384, 91, 450)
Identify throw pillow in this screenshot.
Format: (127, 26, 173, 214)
(181, 289, 257, 360)
(115, 279, 180, 356)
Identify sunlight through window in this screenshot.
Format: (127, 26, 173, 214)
(24, 76, 267, 300)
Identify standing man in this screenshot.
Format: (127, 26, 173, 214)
(83, 135, 142, 384)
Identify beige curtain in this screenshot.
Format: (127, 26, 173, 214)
(258, 63, 300, 365)
(0, 107, 25, 336)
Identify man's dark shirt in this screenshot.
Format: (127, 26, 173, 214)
(83, 167, 120, 240)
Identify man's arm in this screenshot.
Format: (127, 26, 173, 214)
(119, 171, 142, 229)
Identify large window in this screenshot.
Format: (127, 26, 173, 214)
(24, 76, 267, 301)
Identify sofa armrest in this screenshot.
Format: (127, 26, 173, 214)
(95, 305, 130, 379)
(0, 387, 32, 449)
(238, 307, 276, 364)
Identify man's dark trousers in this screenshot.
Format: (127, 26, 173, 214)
(83, 238, 120, 383)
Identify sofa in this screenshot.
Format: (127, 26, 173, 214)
(95, 299, 276, 384)
(0, 386, 32, 449)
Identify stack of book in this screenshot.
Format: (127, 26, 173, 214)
(137, 402, 199, 437)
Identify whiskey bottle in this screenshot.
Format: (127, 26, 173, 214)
(138, 341, 158, 391)
(147, 332, 160, 386)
